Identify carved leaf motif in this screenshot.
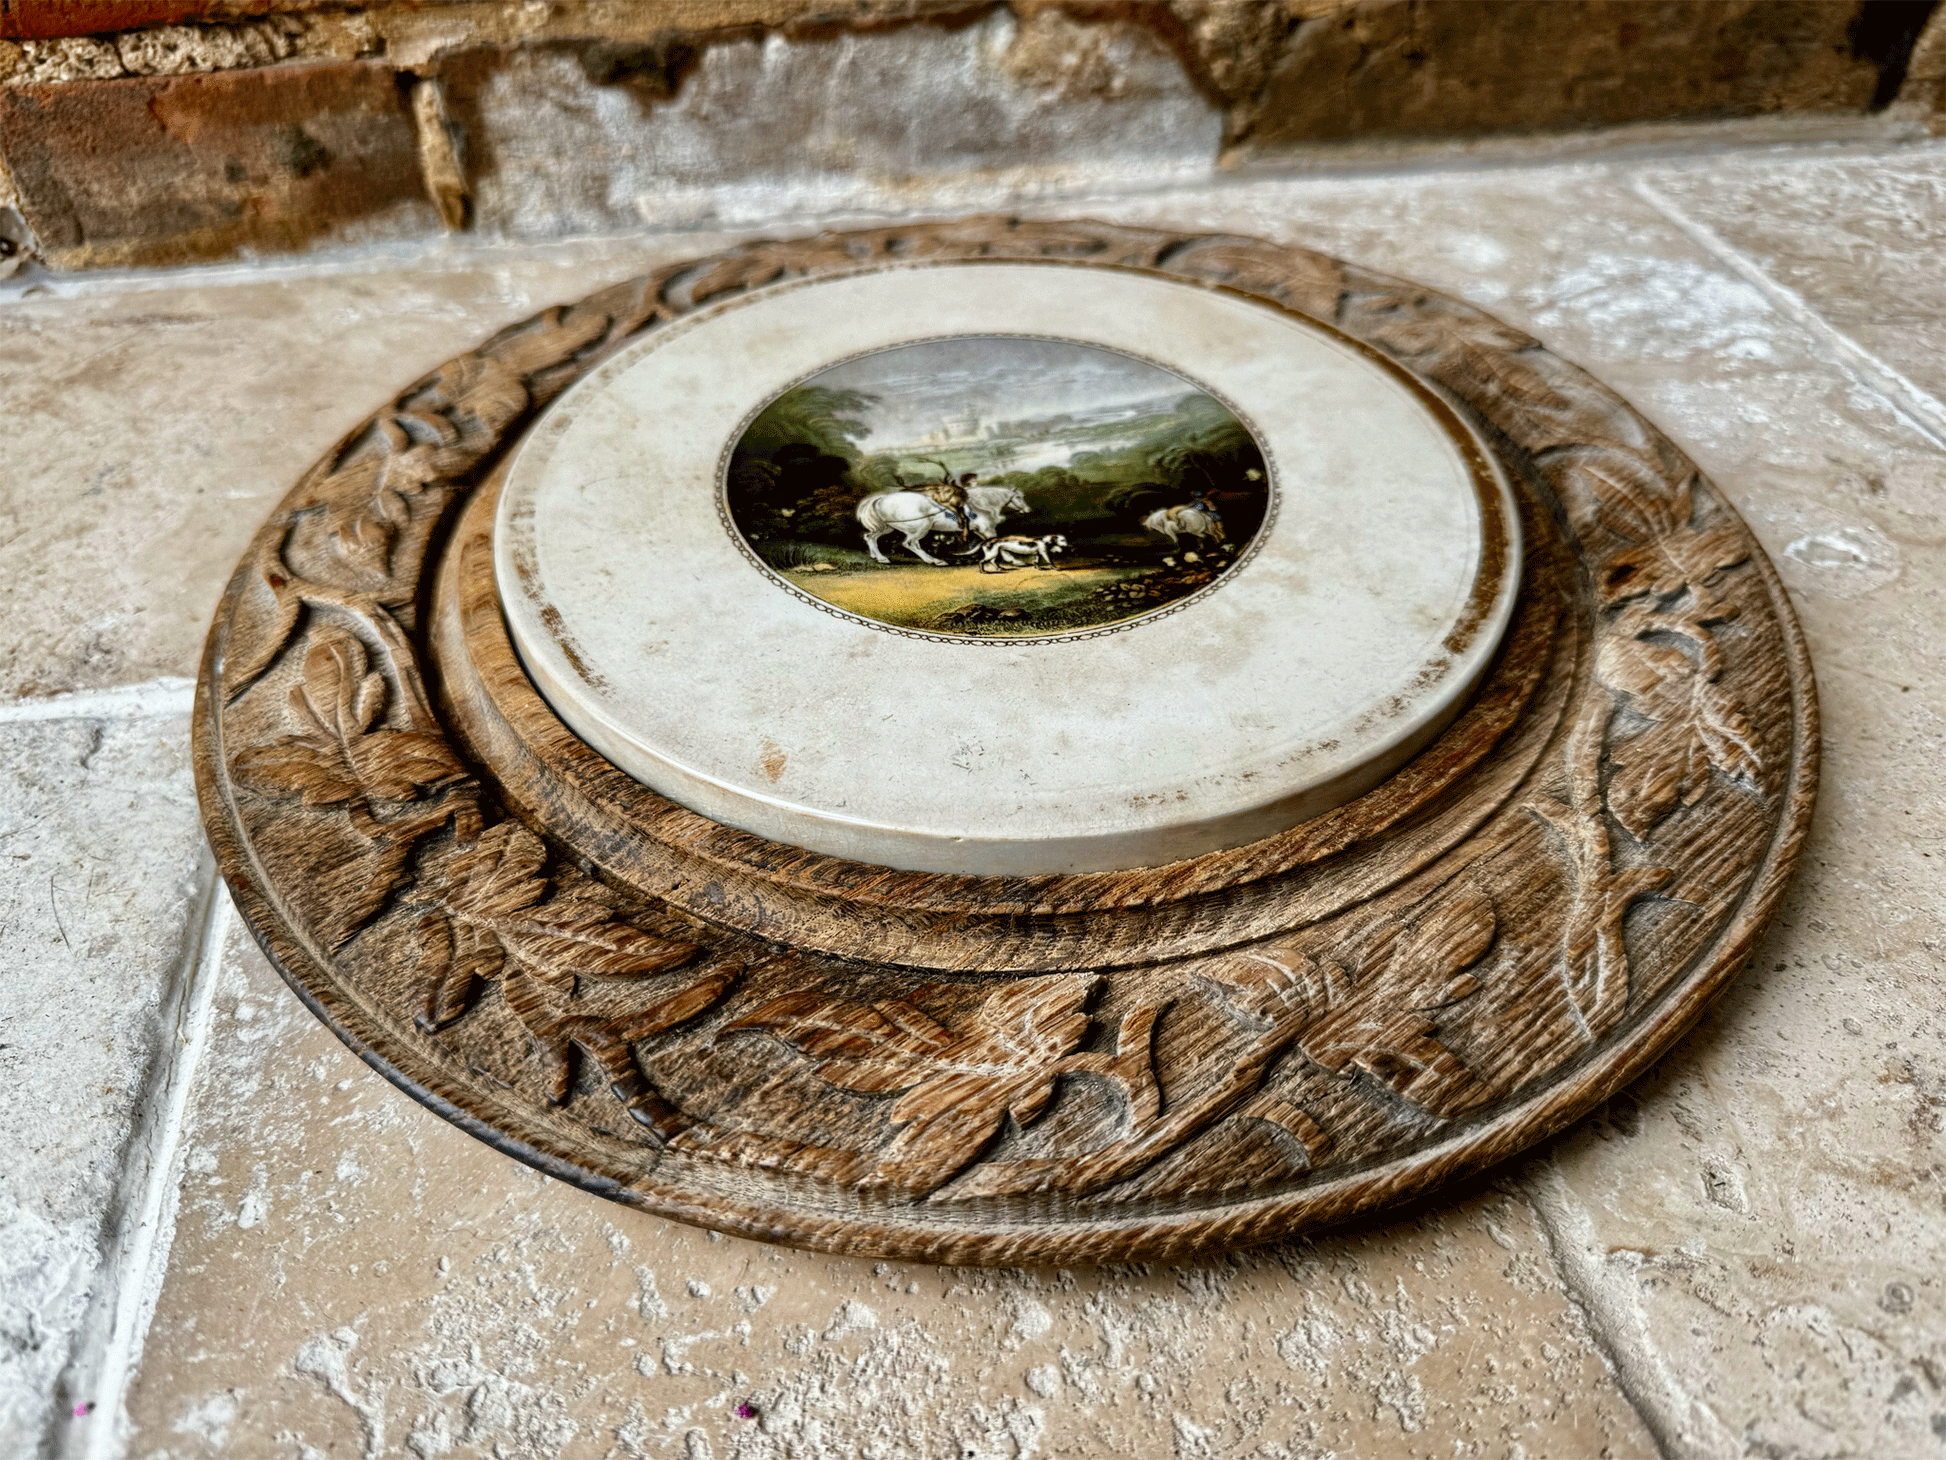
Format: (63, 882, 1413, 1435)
(727, 975, 1095, 1195)
(1303, 890, 1494, 1119)
(1218, 889, 1496, 1122)
(501, 958, 729, 1134)
(307, 832, 419, 953)
(417, 822, 705, 1011)
(970, 219, 1155, 259)
(503, 890, 719, 990)
(229, 630, 472, 949)
(1559, 445, 1683, 542)
(724, 994, 955, 1090)
(1600, 478, 1750, 605)
(297, 423, 473, 585)
(683, 253, 793, 304)
(414, 906, 501, 1029)
(936, 933, 1346, 1202)
(282, 310, 612, 591)
(683, 242, 868, 308)
(304, 449, 402, 580)
(1347, 288, 1539, 356)
(415, 822, 729, 1136)
(1598, 624, 1761, 839)
(460, 304, 613, 422)
(482, 303, 614, 378)
(444, 360, 532, 439)
(221, 531, 304, 694)
(1564, 865, 1670, 1037)
(1233, 1090, 1335, 1164)
(232, 632, 467, 808)
(1158, 240, 1344, 314)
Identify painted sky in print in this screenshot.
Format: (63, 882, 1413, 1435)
(811, 337, 1194, 457)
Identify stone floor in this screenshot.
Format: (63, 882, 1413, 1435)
(2, 135, 1944, 1460)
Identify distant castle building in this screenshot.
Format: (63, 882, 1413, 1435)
(916, 409, 1000, 448)
(891, 391, 1181, 462)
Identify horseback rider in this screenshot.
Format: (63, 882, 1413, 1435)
(1171, 485, 1225, 543)
(918, 459, 978, 540)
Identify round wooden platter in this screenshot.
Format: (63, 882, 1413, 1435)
(194, 219, 1817, 1265)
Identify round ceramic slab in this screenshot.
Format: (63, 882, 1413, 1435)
(496, 262, 1518, 874)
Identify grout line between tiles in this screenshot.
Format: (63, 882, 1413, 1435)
(51, 863, 231, 1460)
(0, 679, 197, 726)
(1632, 175, 1946, 452)
(1517, 1161, 1732, 1460)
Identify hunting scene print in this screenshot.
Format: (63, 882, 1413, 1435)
(722, 336, 1272, 639)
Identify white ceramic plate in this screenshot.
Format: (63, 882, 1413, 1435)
(496, 261, 1519, 874)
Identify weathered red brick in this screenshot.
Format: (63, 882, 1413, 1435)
(0, 58, 433, 267)
(0, 1, 325, 40)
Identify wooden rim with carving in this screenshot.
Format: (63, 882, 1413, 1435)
(194, 219, 1817, 1264)
(433, 467, 1575, 973)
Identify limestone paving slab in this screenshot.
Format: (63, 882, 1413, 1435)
(7, 139, 1941, 1457)
(0, 713, 204, 1453)
(0, 233, 752, 703)
(1640, 145, 1946, 412)
(121, 927, 1655, 1460)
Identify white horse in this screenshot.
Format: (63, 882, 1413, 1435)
(857, 486, 1030, 565)
(1142, 504, 1225, 547)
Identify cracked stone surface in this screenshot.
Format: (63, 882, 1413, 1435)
(0, 714, 204, 1450)
(1643, 151, 1946, 413)
(1, 136, 1942, 1459)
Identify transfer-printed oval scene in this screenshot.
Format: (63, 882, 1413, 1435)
(721, 336, 1272, 640)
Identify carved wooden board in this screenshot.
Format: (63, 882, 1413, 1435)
(194, 220, 1817, 1264)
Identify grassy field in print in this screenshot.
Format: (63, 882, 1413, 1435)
(725, 335, 1271, 639)
(782, 560, 1145, 637)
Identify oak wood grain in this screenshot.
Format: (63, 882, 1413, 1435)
(194, 218, 1817, 1264)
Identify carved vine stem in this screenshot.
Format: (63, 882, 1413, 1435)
(1530, 691, 1672, 1041)
(1532, 461, 1759, 1041)
(719, 885, 1499, 1203)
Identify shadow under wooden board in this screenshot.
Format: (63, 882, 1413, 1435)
(194, 219, 1816, 1265)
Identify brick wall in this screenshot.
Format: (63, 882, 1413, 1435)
(1, 0, 1941, 272)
